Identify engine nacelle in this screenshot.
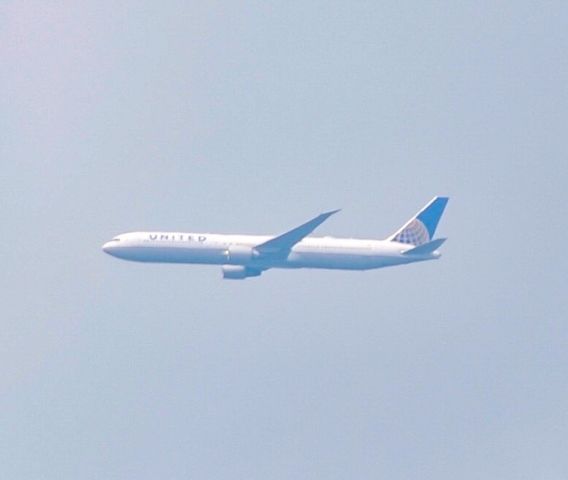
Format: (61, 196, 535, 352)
(222, 265, 262, 280)
(224, 245, 256, 265)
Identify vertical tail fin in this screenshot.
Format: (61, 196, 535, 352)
(388, 196, 449, 246)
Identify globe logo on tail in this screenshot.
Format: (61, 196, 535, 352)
(393, 218, 430, 246)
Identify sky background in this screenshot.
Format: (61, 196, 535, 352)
(2, 1, 567, 479)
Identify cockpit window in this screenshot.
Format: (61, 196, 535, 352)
(111, 237, 121, 242)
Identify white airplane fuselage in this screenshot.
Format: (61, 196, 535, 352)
(102, 197, 448, 279)
(102, 232, 439, 270)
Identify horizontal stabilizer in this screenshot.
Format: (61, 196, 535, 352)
(402, 238, 447, 255)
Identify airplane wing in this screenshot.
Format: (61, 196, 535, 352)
(255, 209, 340, 256)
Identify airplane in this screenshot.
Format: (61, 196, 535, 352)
(102, 196, 449, 279)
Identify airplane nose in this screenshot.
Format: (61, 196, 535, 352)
(102, 241, 114, 254)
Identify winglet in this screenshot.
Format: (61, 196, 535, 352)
(255, 209, 341, 254)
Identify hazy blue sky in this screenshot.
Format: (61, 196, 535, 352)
(2, 1, 567, 479)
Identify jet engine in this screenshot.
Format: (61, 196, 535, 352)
(224, 245, 257, 264)
(222, 265, 262, 280)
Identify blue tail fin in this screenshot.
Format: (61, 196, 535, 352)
(388, 196, 449, 246)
